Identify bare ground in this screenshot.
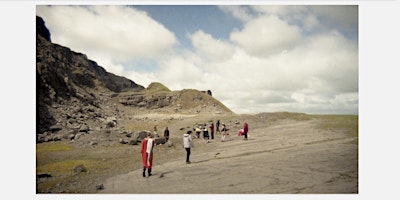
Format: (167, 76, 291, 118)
(36, 113, 358, 194)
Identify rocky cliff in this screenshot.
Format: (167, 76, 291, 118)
(36, 16, 233, 144)
(36, 16, 145, 134)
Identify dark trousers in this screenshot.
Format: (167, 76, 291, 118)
(185, 148, 191, 162)
(211, 132, 214, 139)
(244, 132, 248, 139)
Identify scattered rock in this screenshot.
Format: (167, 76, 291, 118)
(37, 173, 52, 178)
(166, 141, 173, 147)
(136, 131, 151, 141)
(96, 184, 104, 190)
(79, 125, 90, 133)
(154, 138, 166, 145)
(50, 125, 63, 132)
(128, 139, 138, 145)
(105, 117, 117, 128)
(73, 164, 87, 175)
(68, 134, 75, 140)
(119, 138, 127, 144)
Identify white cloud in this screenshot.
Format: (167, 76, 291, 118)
(155, 25, 358, 114)
(36, 5, 177, 78)
(189, 30, 235, 62)
(230, 15, 302, 57)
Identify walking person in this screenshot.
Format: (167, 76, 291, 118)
(243, 121, 249, 140)
(140, 132, 155, 177)
(182, 130, 194, 164)
(209, 122, 214, 140)
(164, 127, 170, 142)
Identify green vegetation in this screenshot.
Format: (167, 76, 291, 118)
(36, 141, 137, 193)
(273, 112, 312, 121)
(312, 115, 358, 135)
(36, 142, 72, 153)
(146, 82, 171, 93)
(37, 159, 94, 176)
(312, 114, 358, 144)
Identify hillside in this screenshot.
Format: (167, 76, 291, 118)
(36, 16, 233, 144)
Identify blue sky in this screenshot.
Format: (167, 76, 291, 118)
(133, 5, 243, 48)
(36, 5, 359, 114)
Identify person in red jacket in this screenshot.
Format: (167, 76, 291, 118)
(141, 132, 155, 177)
(243, 121, 249, 140)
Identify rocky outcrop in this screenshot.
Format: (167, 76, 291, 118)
(35, 16, 233, 146)
(36, 16, 144, 134)
(36, 16, 51, 42)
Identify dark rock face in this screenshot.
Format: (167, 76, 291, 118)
(36, 16, 145, 134)
(36, 16, 51, 42)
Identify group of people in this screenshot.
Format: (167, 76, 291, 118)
(140, 121, 249, 177)
(194, 123, 214, 143)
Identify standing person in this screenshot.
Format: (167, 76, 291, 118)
(164, 127, 170, 142)
(153, 125, 159, 137)
(140, 132, 155, 177)
(243, 121, 249, 140)
(216, 120, 220, 134)
(203, 126, 209, 143)
(195, 126, 201, 139)
(209, 122, 214, 140)
(182, 130, 194, 164)
(221, 123, 228, 142)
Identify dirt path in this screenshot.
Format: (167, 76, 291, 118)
(99, 119, 358, 194)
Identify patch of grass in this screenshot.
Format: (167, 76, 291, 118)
(276, 112, 312, 121)
(146, 82, 171, 93)
(36, 142, 73, 153)
(36, 142, 137, 193)
(37, 159, 95, 176)
(312, 115, 358, 144)
(257, 112, 313, 122)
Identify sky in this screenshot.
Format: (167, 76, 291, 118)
(36, 5, 359, 115)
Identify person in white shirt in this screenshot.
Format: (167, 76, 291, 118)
(182, 130, 194, 164)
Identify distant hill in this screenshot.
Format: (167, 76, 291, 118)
(36, 16, 233, 137)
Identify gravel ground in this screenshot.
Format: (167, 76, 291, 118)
(36, 113, 358, 195)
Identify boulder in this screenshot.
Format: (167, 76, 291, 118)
(154, 138, 166, 145)
(119, 138, 127, 144)
(128, 139, 138, 145)
(105, 117, 117, 128)
(96, 184, 104, 190)
(79, 125, 90, 133)
(166, 141, 174, 147)
(49, 125, 62, 132)
(37, 173, 52, 178)
(52, 135, 62, 141)
(136, 131, 151, 141)
(73, 164, 87, 175)
(68, 134, 75, 140)
(36, 134, 46, 143)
